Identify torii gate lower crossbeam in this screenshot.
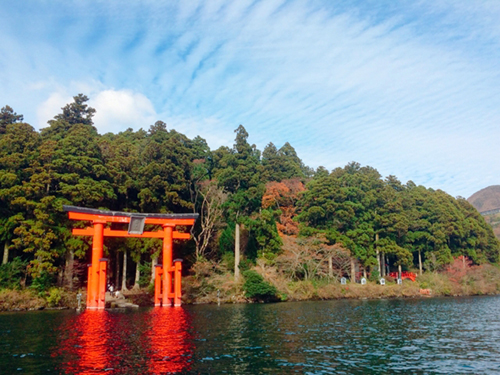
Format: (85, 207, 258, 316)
(63, 206, 198, 310)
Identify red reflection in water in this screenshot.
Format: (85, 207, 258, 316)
(54, 308, 192, 374)
(145, 308, 193, 374)
(78, 311, 113, 373)
(56, 310, 113, 374)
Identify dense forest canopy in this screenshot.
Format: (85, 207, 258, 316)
(0, 95, 498, 289)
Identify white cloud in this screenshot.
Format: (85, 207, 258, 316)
(35, 88, 157, 134)
(91, 89, 157, 134)
(36, 91, 73, 128)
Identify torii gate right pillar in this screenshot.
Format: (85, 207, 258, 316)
(162, 224, 174, 307)
(154, 224, 184, 307)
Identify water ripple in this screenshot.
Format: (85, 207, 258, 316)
(1, 296, 500, 373)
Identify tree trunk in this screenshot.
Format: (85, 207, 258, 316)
(122, 250, 128, 291)
(363, 268, 367, 279)
(398, 264, 402, 279)
(462, 255, 466, 270)
(151, 256, 157, 282)
(115, 250, 120, 289)
(328, 256, 333, 278)
(234, 223, 240, 281)
(133, 259, 140, 289)
(350, 257, 356, 283)
(375, 233, 380, 275)
(381, 252, 385, 277)
(2, 239, 10, 265)
(418, 250, 423, 276)
(380, 252, 383, 277)
(64, 248, 75, 289)
(57, 267, 64, 287)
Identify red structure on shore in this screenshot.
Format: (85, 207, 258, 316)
(64, 206, 198, 309)
(388, 271, 417, 282)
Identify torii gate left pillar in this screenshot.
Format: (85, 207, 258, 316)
(63, 206, 198, 310)
(88, 220, 107, 309)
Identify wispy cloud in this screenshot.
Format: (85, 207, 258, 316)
(0, 0, 499, 198)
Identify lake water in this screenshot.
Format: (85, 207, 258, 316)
(1, 296, 500, 374)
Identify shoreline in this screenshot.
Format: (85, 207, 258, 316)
(2, 292, 499, 313)
(3, 261, 500, 312)
(2, 279, 500, 313)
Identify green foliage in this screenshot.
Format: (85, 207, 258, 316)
(0, 257, 27, 289)
(238, 258, 254, 272)
(262, 142, 306, 181)
(219, 224, 235, 255)
(0, 95, 498, 296)
(242, 270, 278, 302)
(43, 93, 96, 136)
(369, 269, 380, 282)
(297, 162, 500, 273)
(138, 261, 152, 287)
(30, 272, 55, 296)
(46, 287, 62, 307)
(221, 251, 235, 272)
(0, 105, 23, 134)
(137, 124, 195, 212)
(246, 209, 283, 259)
(213, 125, 264, 221)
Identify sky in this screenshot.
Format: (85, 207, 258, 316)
(1, 0, 499, 199)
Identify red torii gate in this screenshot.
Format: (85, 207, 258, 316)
(63, 206, 198, 310)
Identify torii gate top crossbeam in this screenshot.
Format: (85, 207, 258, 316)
(63, 205, 198, 227)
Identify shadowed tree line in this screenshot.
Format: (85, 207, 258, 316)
(0, 95, 498, 293)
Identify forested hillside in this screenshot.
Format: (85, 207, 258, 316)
(1, 95, 498, 294)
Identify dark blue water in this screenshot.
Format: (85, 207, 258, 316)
(1, 296, 500, 374)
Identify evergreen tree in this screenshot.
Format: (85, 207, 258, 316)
(0, 105, 23, 134)
(0, 121, 39, 265)
(137, 122, 194, 213)
(262, 141, 305, 181)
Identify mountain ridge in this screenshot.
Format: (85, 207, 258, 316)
(468, 185, 500, 240)
(468, 185, 500, 213)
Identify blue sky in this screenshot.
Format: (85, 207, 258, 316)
(1, 1, 499, 198)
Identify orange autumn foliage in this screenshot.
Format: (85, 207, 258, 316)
(262, 178, 305, 236)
